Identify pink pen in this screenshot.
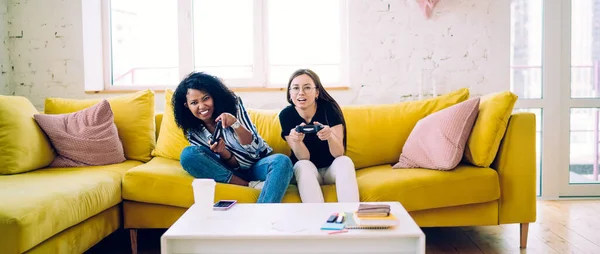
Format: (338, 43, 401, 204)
(328, 229, 348, 235)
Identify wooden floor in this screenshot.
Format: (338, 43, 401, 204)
(87, 200, 600, 254)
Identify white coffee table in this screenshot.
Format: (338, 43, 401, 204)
(161, 202, 425, 254)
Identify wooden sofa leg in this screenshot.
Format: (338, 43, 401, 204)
(130, 229, 138, 254)
(520, 223, 529, 248)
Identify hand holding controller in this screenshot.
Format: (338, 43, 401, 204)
(210, 120, 224, 145)
(295, 124, 324, 134)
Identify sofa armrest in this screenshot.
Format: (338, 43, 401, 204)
(491, 112, 537, 224)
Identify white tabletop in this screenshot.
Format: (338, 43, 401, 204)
(162, 202, 424, 239)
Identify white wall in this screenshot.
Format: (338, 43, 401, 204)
(8, 0, 83, 102)
(0, 0, 9, 95)
(7, 0, 509, 111)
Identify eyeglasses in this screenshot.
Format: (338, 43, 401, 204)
(290, 86, 316, 93)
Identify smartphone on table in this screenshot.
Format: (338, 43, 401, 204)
(213, 200, 237, 210)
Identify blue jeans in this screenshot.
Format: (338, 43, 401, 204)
(180, 145, 293, 203)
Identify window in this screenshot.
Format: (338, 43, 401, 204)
(103, 0, 348, 90)
(510, 0, 543, 196)
(510, 0, 543, 99)
(509, 0, 600, 196)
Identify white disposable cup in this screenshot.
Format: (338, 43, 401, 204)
(192, 179, 216, 217)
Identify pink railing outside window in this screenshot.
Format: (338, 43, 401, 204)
(571, 62, 600, 181)
(113, 67, 178, 85)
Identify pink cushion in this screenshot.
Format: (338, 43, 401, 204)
(34, 99, 126, 167)
(393, 97, 480, 170)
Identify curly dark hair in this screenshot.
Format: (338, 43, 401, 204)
(172, 72, 238, 134)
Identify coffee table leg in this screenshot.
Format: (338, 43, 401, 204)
(419, 235, 426, 254)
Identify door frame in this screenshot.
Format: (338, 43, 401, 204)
(558, 0, 600, 197)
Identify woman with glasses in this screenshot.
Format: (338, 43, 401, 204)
(278, 69, 359, 203)
(174, 72, 294, 203)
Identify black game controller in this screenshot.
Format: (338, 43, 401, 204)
(210, 120, 224, 145)
(295, 124, 324, 134)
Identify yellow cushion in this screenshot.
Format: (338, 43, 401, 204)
(343, 88, 470, 169)
(0, 95, 55, 175)
(247, 108, 291, 156)
(123, 157, 254, 207)
(151, 89, 190, 160)
(44, 90, 156, 162)
(156, 113, 164, 139)
(152, 90, 291, 160)
(464, 91, 518, 167)
(356, 164, 500, 212)
(122, 157, 333, 207)
(122, 158, 497, 212)
(0, 160, 141, 253)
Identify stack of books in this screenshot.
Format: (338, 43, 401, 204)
(345, 204, 400, 229)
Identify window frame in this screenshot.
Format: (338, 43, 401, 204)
(100, 0, 349, 91)
(512, 0, 600, 198)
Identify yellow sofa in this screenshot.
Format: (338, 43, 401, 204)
(0, 87, 536, 253)
(0, 91, 155, 254)
(121, 88, 536, 252)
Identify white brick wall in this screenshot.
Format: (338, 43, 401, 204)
(8, 0, 84, 104)
(0, 0, 9, 95)
(7, 0, 509, 111)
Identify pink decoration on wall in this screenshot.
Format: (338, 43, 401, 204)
(417, 0, 440, 19)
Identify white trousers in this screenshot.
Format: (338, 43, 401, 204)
(293, 156, 360, 203)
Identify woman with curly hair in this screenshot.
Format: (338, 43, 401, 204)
(173, 72, 293, 203)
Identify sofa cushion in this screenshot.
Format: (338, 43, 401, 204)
(343, 88, 470, 169)
(156, 113, 164, 140)
(247, 108, 291, 156)
(356, 164, 500, 212)
(34, 99, 126, 167)
(464, 91, 518, 167)
(123, 157, 259, 207)
(0, 160, 142, 253)
(0, 95, 55, 175)
(151, 90, 191, 161)
(123, 157, 325, 207)
(393, 97, 480, 170)
(44, 90, 155, 162)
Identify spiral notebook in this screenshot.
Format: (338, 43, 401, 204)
(343, 212, 400, 229)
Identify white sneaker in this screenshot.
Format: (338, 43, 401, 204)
(248, 181, 265, 190)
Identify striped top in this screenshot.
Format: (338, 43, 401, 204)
(186, 97, 273, 170)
